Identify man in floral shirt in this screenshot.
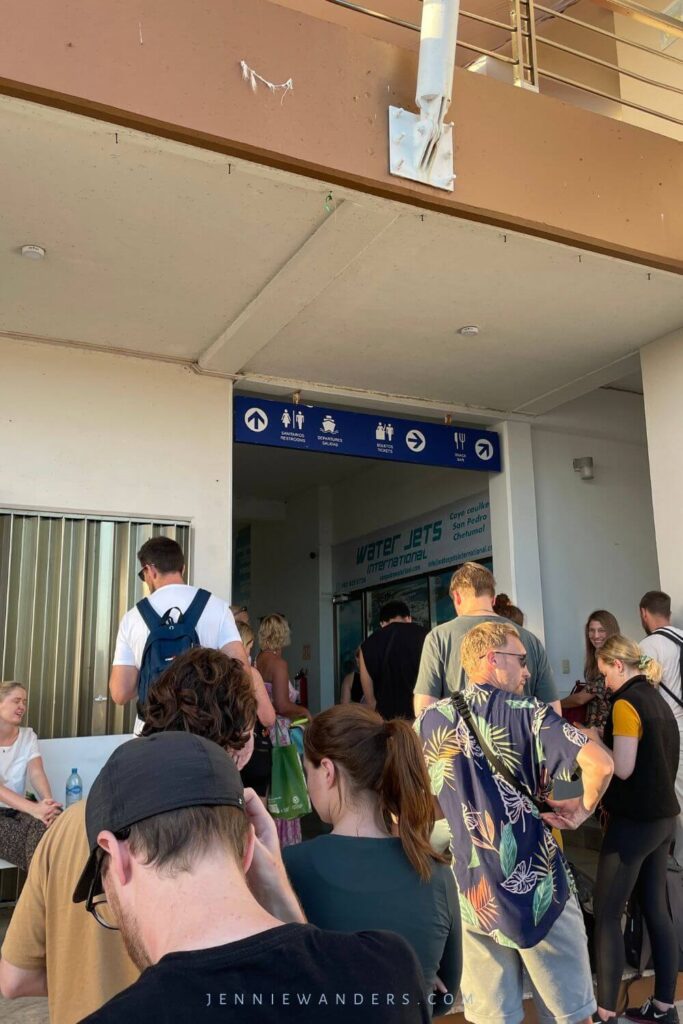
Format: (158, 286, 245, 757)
(416, 621, 614, 1024)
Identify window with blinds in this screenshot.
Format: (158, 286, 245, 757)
(0, 512, 191, 740)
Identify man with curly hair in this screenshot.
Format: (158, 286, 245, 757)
(416, 620, 614, 1024)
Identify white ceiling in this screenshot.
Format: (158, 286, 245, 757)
(2, 94, 682, 418)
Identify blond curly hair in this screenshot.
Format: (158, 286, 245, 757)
(257, 613, 291, 652)
(460, 622, 520, 677)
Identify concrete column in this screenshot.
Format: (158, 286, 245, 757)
(641, 328, 683, 617)
(488, 420, 545, 640)
(225, 379, 234, 600)
(317, 485, 335, 712)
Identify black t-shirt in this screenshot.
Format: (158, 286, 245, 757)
(361, 622, 428, 720)
(78, 923, 430, 1023)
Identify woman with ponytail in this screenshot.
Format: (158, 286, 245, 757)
(282, 704, 460, 1016)
(592, 635, 680, 1024)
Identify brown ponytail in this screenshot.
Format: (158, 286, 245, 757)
(493, 594, 524, 627)
(304, 705, 447, 881)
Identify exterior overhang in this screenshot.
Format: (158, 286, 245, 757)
(0, 0, 681, 272)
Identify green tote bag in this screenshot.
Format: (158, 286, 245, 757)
(267, 722, 311, 820)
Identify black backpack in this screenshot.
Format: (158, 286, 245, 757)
(625, 867, 683, 973)
(136, 589, 211, 706)
(650, 628, 683, 709)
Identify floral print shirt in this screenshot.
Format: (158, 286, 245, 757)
(416, 686, 588, 949)
(584, 675, 611, 730)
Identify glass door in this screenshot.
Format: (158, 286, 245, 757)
(366, 577, 431, 633)
(334, 597, 364, 701)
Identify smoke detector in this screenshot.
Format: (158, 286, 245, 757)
(21, 245, 46, 260)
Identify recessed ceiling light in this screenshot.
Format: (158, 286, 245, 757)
(20, 245, 46, 260)
(458, 325, 480, 336)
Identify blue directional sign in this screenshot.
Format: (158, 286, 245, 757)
(234, 396, 501, 472)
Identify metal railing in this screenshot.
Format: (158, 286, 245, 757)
(323, 0, 683, 131)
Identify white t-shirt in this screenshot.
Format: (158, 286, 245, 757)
(640, 627, 683, 727)
(0, 727, 41, 807)
(113, 584, 241, 669)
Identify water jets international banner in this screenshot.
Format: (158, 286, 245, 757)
(333, 492, 492, 592)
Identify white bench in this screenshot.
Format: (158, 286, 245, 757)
(0, 733, 133, 871)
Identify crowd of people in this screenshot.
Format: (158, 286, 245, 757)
(0, 543, 679, 1024)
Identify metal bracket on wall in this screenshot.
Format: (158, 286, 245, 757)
(388, 108, 455, 191)
(387, 0, 459, 192)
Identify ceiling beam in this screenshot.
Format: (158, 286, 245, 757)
(198, 200, 398, 375)
(234, 371, 536, 424)
(513, 351, 641, 415)
(591, 0, 683, 38)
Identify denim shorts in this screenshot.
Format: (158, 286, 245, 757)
(460, 894, 596, 1024)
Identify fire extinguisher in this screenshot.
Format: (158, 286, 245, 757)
(295, 668, 309, 709)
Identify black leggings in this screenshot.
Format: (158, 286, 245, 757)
(594, 815, 677, 1010)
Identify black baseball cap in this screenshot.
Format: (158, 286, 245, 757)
(72, 732, 245, 904)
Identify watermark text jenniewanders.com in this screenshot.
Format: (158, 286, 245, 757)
(204, 992, 452, 1008)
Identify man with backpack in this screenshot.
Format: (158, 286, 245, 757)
(639, 590, 683, 869)
(109, 537, 248, 726)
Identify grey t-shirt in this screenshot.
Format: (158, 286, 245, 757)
(414, 613, 558, 704)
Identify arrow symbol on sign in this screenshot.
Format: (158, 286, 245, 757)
(406, 429, 426, 453)
(475, 438, 494, 461)
(244, 407, 269, 433)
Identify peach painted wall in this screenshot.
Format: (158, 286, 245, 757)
(0, 0, 681, 270)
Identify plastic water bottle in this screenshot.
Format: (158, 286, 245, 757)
(65, 769, 83, 807)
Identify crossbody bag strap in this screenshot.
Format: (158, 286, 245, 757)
(650, 629, 683, 709)
(451, 692, 552, 814)
(660, 681, 683, 709)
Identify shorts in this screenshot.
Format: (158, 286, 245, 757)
(460, 894, 596, 1024)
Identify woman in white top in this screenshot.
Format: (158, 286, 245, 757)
(0, 681, 60, 870)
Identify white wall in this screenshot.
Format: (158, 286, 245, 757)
(641, 328, 683, 617)
(249, 486, 330, 713)
(0, 337, 233, 594)
(532, 388, 658, 693)
(331, 461, 487, 545)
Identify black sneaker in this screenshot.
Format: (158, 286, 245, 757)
(624, 999, 680, 1023)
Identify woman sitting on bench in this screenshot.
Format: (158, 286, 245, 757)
(0, 681, 61, 870)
